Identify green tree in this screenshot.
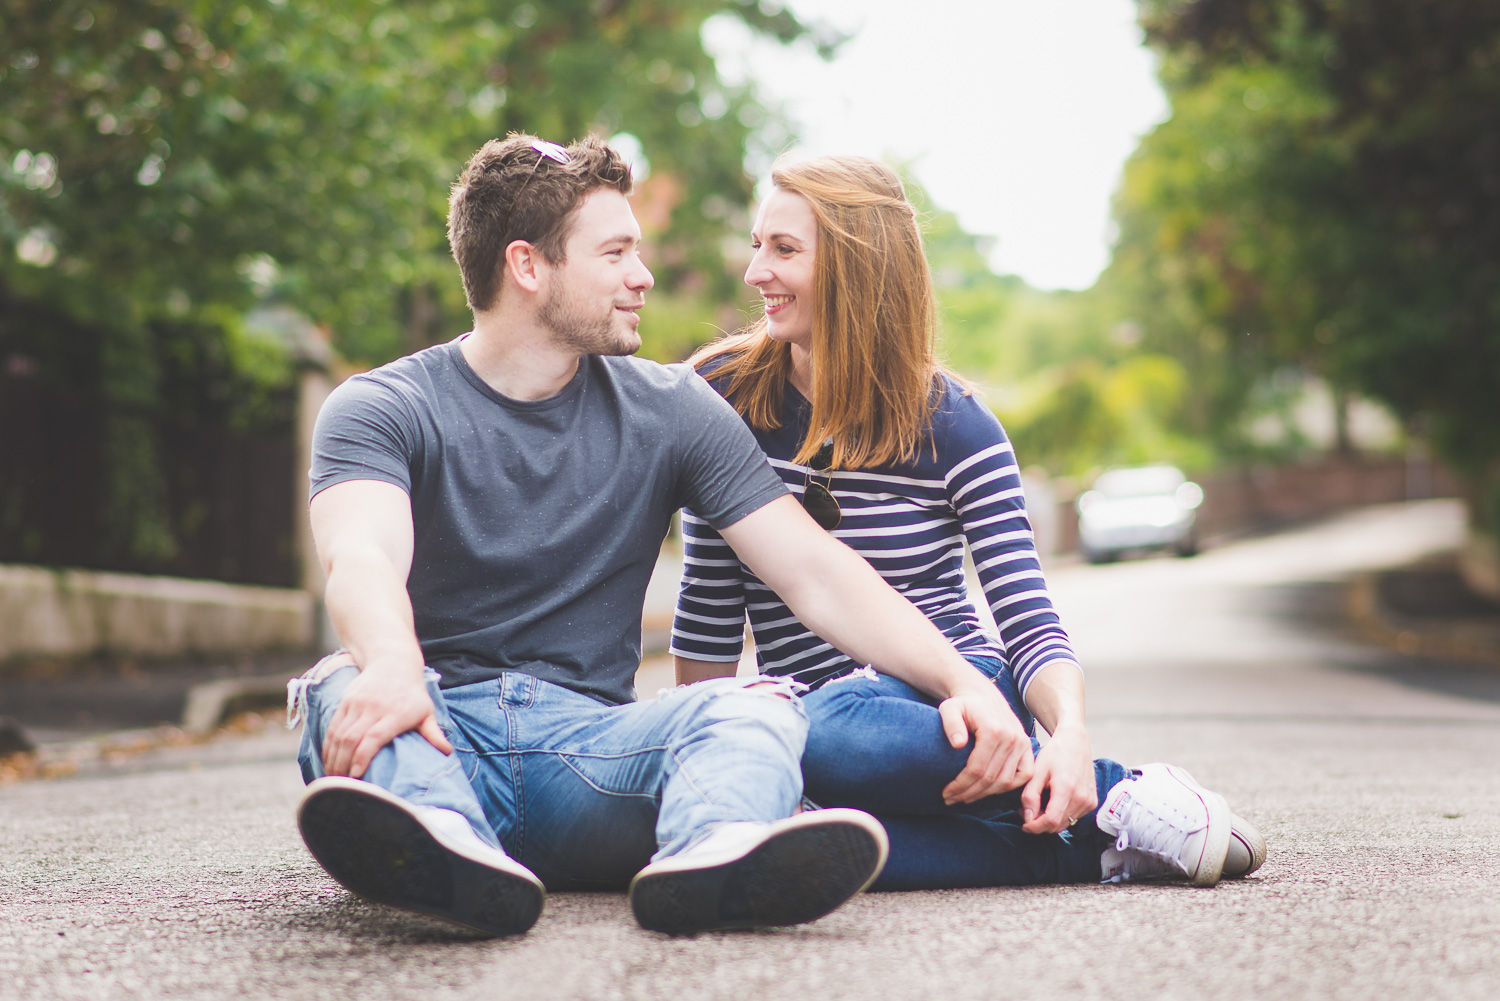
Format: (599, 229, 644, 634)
(0, 0, 831, 567)
(1122, 0, 1500, 532)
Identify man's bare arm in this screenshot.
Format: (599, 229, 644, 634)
(310, 479, 452, 778)
(718, 495, 1034, 802)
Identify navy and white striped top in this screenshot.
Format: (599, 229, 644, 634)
(670, 368, 1081, 697)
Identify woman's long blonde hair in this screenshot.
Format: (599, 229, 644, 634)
(690, 154, 952, 469)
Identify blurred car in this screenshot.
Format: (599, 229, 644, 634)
(1075, 464, 1204, 564)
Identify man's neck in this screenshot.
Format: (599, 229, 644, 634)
(461, 310, 582, 402)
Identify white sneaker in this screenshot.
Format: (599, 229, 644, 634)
(629, 809, 889, 934)
(1096, 764, 1231, 887)
(297, 776, 545, 936)
(1102, 810, 1265, 883)
(1224, 813, 1267, 877)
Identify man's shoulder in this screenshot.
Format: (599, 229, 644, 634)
(595, 354, 698, 391)
(347, 341, 454, 392)
(327, 342, 455, 413)
(593, 355, 724, 412)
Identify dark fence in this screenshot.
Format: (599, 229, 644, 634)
(1, 306, 299, 588)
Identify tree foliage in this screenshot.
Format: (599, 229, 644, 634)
(0, 0, 829, 568)
(1119, 0, 1500, 530)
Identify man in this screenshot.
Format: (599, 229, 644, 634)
(291, 134, 1045, 937)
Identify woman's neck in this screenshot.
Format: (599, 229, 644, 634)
(788, 343, 814, 398)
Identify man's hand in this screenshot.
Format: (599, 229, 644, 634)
(321, 662, 453, 779)
(1019, 719, 1097, 834)
(938, 683, 1036, 804)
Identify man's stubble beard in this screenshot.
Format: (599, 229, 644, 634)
(538, 269, 641, 357)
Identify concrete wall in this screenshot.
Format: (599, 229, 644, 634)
(0, 564, 314, 664)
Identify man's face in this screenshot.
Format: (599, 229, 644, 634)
(537, 189, 654, 356)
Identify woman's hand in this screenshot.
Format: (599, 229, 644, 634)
(938, 683, 1036, 803)
(1020, 719, 1097, 834)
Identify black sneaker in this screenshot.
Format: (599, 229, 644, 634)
(297, 776, 545, 936)
(629, 809, 888, 934)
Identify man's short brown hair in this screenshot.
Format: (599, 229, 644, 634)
(447, 133, 633, 312)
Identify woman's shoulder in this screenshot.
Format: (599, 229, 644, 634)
(926, 373, 1012, 466)
(693, 351, 737, 392)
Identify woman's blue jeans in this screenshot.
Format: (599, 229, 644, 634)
(295, 662, 809, 891)
(801, 655, 1127, 889)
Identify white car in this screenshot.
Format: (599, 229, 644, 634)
(1076, 465, 1204, 563)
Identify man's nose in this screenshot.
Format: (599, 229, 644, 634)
(630, 259, 655, 291)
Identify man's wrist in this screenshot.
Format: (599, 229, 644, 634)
(353, 650, 427, 682)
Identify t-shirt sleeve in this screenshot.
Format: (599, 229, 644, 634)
(309, 373, 423, 501)
(672, 372, 788, 530)
(941, 394, 1082, 697)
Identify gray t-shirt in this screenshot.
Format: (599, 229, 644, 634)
(309, 337, 786, 704)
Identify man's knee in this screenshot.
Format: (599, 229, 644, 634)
(288, 654, 361, 778)
(679, 676, 809, 745)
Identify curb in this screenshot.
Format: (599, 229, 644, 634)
(180, 673, 298, 735)
(1347, 572, 1500, 668)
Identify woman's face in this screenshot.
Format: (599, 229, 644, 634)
(745, 188, 817, 351)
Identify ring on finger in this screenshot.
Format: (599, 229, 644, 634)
(1066, 815, 1078, 827)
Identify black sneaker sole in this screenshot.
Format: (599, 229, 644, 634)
(297, 781, 543, 937)
(629, 817, 885, 935)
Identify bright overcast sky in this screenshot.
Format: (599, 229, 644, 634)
(706, 0, 1170, 290)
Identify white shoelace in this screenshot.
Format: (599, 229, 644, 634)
(1112, 794, 1196, 868)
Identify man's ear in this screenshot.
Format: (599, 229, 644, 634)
(503, 239, 545, 294)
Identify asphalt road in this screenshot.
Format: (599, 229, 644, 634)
(3, 499, 1498, 1000)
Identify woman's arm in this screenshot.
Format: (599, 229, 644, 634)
(944, 408, 1083, 718)
(674, 656, 740, 686)
(945, 400, 1094, 831)
(669, 508, 749, 683)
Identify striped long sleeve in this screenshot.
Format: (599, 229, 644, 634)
(670, 374, 1080, 696)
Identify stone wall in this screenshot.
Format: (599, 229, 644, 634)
(0, 564, 313, 665)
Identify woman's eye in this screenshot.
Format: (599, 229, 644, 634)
(750, 241, 762, 250)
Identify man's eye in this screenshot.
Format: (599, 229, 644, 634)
(750, 241, 762, 250)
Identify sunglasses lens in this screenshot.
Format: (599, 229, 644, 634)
(810, 441, 835, 471)
(802, 481, 841, 530)
(530, 140, 571, 163)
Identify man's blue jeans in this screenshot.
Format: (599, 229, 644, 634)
(295, 662, 809, 890)
(801, 656, 1127, 889)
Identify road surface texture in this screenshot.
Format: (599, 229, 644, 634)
(3, 499, 1497, 1000)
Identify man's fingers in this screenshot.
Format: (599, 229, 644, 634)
(348, 718, 404, 780)
(937, 700, 969, 749)
(419, 716, 454, 755)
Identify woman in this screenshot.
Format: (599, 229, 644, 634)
(670, 154, 1263, 889)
